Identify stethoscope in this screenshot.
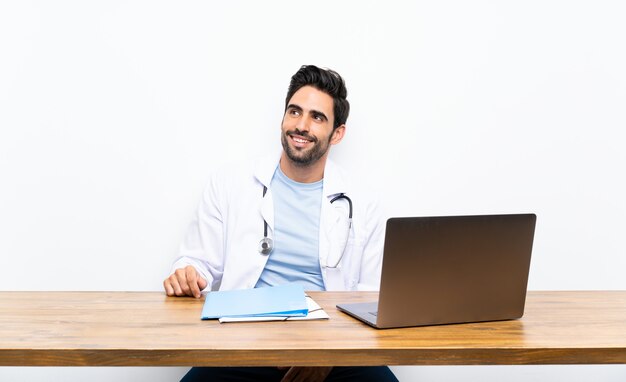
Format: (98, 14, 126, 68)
(258, 185, 353, 268)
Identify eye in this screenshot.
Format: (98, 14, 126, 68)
(312, 112, 325, 122)
(289, 109, 300, 116)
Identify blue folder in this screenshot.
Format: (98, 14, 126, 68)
(201, 283, 309, 320)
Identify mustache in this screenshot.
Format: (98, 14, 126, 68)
(286, 129, 318, 142)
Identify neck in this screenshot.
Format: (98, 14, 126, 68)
(279, 152, 328, 183)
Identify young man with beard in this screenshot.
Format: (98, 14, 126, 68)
(164, 65, 398, 382)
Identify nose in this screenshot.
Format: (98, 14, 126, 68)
(295, 115, 310, 133)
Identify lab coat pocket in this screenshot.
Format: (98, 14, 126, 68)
(342, 237, 366, 290)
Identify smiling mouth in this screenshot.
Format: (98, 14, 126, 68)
(292, 136, 310, 144)
(288, 132, 316, 147)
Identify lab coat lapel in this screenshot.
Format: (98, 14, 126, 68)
(253, 154, 280, 233)
(260, 189, 274, 232)
(320, 159, 349, 290)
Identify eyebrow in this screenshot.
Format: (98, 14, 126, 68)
(287, 104, 328, 122)
(286, 104, 303, 113)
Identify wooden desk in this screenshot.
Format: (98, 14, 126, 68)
(0, 291, 625, 366)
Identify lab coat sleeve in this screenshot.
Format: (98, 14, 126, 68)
(171, 174, 226, 291)
(356, 195, 385, 291)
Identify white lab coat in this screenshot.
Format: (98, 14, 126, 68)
(171, 154, 385, 292)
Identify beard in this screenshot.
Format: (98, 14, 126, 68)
(281, 128, 332, 167)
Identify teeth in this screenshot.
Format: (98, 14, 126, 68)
(293, 137, 309, 143)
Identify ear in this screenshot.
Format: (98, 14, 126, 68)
(330, 124, 346, 145)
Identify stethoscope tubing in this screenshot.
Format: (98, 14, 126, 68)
(259, 185, 353, 264)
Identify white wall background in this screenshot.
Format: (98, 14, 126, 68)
(1, 1, 624, 381)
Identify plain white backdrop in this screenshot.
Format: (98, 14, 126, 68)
(1, 1, 624, 381)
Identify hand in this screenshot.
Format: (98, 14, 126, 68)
(163, 265, 208, 298)
(279, 367, 333, 382)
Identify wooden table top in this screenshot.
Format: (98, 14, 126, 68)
(0, 291, 625, 366)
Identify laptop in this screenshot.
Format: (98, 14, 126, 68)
(336, 214, 536, 329)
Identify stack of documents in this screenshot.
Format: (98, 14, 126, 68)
(201, 283, 329, 323)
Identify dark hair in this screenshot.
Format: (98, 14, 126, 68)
(285, 65, 350, 129)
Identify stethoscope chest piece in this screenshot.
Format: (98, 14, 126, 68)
(258, 237, 273, 255)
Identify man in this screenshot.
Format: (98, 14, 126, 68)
(164, 65, 398, 382)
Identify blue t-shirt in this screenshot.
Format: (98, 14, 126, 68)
(255, 166, 325, 291)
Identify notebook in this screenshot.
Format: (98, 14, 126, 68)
(336, 214, 536, 329)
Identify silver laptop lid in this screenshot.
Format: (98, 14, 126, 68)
(375, 214, 536, 328)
